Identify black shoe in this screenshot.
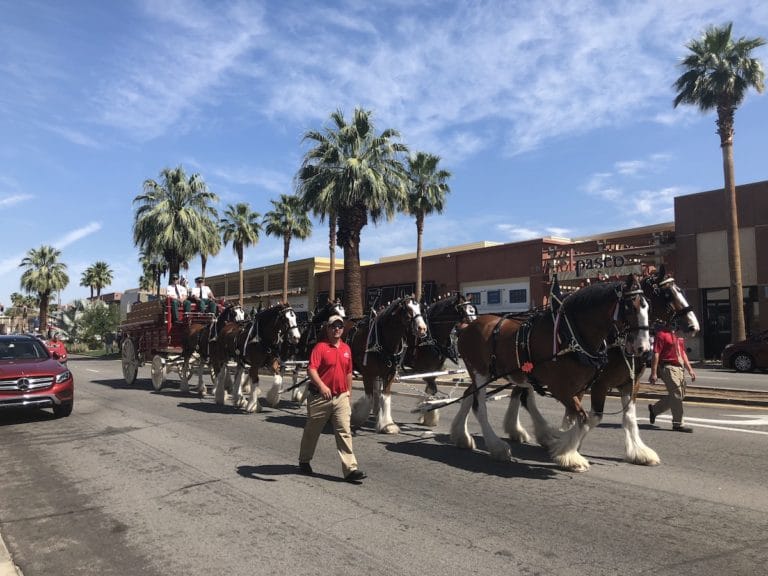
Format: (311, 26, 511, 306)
(345, 469, 367, 482)
(648, 404, 656, 425)
(298, 462, 314, 475)
(673, 425, 693, 433)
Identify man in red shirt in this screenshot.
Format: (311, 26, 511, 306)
(47, 333, 68, 363)
(298, 314, 366, 482)
(648, 322, 696, 432)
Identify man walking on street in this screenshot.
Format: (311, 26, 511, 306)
(298, 315, 366, 483)
(649, 322, 696, 432)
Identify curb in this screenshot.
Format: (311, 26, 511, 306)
(0, 532, 21, 576)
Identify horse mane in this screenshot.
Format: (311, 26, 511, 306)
(427, 293, 459, 318)
(562, 280, 622, 313)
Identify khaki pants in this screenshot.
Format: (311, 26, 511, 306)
(652, 365, 686, 426)
(299, 391, 358, 477)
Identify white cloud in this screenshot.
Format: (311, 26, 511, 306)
(54, 222, 103, 249)
(0, 193, 33, 208)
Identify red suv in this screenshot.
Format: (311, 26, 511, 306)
(0, 334, 74, 417)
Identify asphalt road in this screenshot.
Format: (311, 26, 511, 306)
(1, 357, 767, 576)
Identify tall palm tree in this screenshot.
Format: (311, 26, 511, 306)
(674, 23, 765, 343)
(199, 219, 222, 280)
(139, 248, 166, 297)
(297, 164, 339, 300)
(80, 266, 96, 300)
(298, 107, 408, 316)
(19, 245, 69, 333)
(263, 194, 313, 303)
(405, 152, 451, 301)
(220, 202, 261, 307)
(133, 165, 219, 279)
(90, 261, 113, 299)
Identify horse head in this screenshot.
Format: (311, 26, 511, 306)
(457, 293, 478, 324)
(641, 266, 700, 336)
(615, 274, 651, 356)
(402, 295, 428, 338)
(314, 299, 346, 325)
(278, 303, 301, 345)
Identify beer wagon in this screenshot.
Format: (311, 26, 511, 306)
(119, 299, 215, 392)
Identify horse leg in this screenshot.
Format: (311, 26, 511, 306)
(449, 391, 476, 451)
(418, 377, 439, 427)
(621, 382, 660, 465)
(377, 377, 400, 435)
(232, 366, 245, 409)
(513, 385, 559, 449)
(265, 370, 282, 408)
(179, 356, 191, 394)
(214, 362, 227, 405)
(547, 396, 596, 472)
(351, 374, 373, 428)
(503, 386, 531, 444)
(472, 379, 511, 461)
(245, 368, 262, 413)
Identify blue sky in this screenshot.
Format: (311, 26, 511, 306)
(1, 0, 767, 306)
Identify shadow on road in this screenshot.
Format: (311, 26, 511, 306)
(91, 378, 152, 391)
(0, 407, 58, 426)
(236, 463, 345, 483)
(382, 433, 559, 479)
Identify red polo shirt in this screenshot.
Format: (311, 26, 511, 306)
(309, 340, 353, 396)
(653, 329, 684, 364)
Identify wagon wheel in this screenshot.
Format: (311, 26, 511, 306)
(121, 337, 139, 386)
(151, 355, 166, 391)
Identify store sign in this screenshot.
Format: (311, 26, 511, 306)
(575, 254, 626, 277)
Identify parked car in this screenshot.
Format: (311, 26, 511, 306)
(0, 334, 74, 417)
(721, 330, 768, 373)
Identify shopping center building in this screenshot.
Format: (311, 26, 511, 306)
(206, 179, 767, 361)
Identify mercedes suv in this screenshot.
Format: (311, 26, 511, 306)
(0, 334, 74, 417)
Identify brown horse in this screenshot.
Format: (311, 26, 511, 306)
(211, 303, 301, 412)
(448, 274, 650, 471)
(348, 296, 428, 433)
(179, 302, 244, 395)
(403, 293, 477, 426)
(505, 266, 700, 466)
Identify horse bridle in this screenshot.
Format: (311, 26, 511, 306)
(651, 276, 694, 326)
(615, 287, 650, 335)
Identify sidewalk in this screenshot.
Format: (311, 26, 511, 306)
(0, 533, 20, 576)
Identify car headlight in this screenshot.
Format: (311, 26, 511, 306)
(55, 370, 72, 383)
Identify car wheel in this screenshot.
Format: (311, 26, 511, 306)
(732, 352, 754, 373)
(53, 400, 73, 418)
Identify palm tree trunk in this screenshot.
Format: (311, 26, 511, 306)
(201, 254, 208, 279)
(340, 206, 366, 317)
(39, 293, 49, 336)
(329, 210, 337, 300)
(282, 235, 290, 303)
(238, 258, 244, 308)
(721, 142, 747, 343)
(415, 215, 424, 301)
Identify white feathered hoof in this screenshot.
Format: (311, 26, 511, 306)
(378, 422, 400, 435)
(419, 409, 439, 428)
(451, 430, 476, 451)
(553, 451, 590, 472)
(626, 446, 661, 466)
(265, 384, 281, 408)
(351, 396, 372, 428)
(507, 426, 531, 444)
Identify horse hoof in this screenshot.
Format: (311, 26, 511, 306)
(489, 445, 512, 462)
(452, 434, 475, 451)
(379, 423, 400, 434)
(555, 454, 590, 472)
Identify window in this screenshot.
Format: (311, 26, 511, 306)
(487, 290, 501, 305)
(509, 289, 527, 304)
(467, 292, 481, 305)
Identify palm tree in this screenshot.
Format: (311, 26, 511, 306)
(405, 152, 451, 301)
(199, 219, 222, 280)
(297, 164, 339, 300)
(263, 194, 313, 303)
(90, 261, 113, 299)
(19, 245, 69, 334)
(139, 248, 166, 297)
(674, 23, 765, 343)
(80, 266, 96, 300)
(133, 165, 219, 279)
(220, 202, 261, 307)
(298, 107, 408, 316)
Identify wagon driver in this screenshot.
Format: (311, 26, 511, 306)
(190, 276, 217, 314)
(167, 273, 189, 322)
